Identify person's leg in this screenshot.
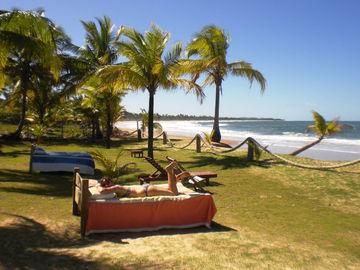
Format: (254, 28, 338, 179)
(165, 161, 179, 195)
(145, 161, 180, 197)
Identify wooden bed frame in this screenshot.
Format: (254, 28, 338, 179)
(72, 167, 89, 238)
(72, 168, 217, 238)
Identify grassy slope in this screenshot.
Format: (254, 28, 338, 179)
(0, 136, 360, 269)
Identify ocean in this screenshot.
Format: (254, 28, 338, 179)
(115, 120, 360, 161)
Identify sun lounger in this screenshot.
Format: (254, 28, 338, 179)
(72, 168, 217, 237)
(138, 156, 217, 186)
(30, 144, 95, 175)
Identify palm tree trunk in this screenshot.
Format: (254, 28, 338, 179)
(61, 121, 65, 139)
(91, 117, 95, 141)
(290, 137, 324, 156)
(210, 79, 221, 143)
(147, 90, 155, 158)
(12, 78, 28, 139)
(95, 114, 102, 139)
(105, 103, 111, 149)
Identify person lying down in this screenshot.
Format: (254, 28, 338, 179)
(97, 161, 190, 198)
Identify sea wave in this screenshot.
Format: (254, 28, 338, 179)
(115, 120, 360, 157)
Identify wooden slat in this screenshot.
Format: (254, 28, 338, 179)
(80, 179, 89, 238)
(72, 167, 80, 216)
(75, 172, 82, 188)
(75, 187, 81, 207)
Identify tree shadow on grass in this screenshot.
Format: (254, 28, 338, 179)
(179, 155, 273, 170)
(0, 214, 235, 269)
(89, 221, 236, 243)
(0, 149, 30, 158)
(0, 213, 164, 269)
(0, 166, 142, 198)
(0, 169, 73, 198)
(0, 214, 104, 269)
(42, 138, 141, 148)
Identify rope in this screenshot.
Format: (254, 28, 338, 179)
(248, 137, 360, 169)
(159, 131, 360, 170)
(199, 136, 360, 169)
(167, 134, 198, 149)
(154, 131, 164, 139)
(128, 129, 138, 136)
(199, 136, 248, 153)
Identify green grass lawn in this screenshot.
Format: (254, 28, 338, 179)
(1, 135, 360, 269)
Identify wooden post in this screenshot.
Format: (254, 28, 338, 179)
(29, 144, 36, 173)
(162, 131, 167, 145)
(80, 178, 89, 238)
(72, 167, 80, 216)
(137, 129, 142, 142)
(247, 141, 254, 161)
(196, 134, 201, 153)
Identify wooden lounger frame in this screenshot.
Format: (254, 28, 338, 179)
(139, 156, 217, 185)
(72, 167, 89, 238)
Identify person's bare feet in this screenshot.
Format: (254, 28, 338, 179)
(165, 161, 178, 172)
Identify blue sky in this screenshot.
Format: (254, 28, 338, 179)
(3, 0, 360, 120)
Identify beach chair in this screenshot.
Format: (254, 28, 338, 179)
(138, 157, 217, 187)
(165, 156, 214, 189)
(137, 157, 168, 185)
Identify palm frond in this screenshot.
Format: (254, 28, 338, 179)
(202, 132, 212, 144)
(170, 78, 205, 103)
(228, 61, 266, 92)
(310, 111, 327, 136)
(306, 111, 353, 138)
(91, 149, 136, 180)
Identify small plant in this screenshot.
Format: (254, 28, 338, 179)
(30, 124, 48, 144)
(91, 149, 136, 180)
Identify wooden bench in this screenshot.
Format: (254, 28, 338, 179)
(130, 149, 144, 158)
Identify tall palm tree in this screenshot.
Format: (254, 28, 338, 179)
(97, 25, 203, 158)
(186, 25, 267, 143)
(0, 9, 66, 138)
(78, 16, 118, 142)
(79, 16, 118, 68)
(290, 111, 353, 156)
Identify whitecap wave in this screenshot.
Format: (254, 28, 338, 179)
(115, 120, 360, 158)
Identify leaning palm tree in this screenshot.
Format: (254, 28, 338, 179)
(0, 9, 66, 138)
(290, 111, 353, 156)
(186, 25, 266, 143)
(97, 24, 203, 158)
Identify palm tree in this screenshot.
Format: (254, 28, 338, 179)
(290, 111, 353, 156)
(0, 9, 67, 139)
(186, 25, 266, 143)
(80, 80, 125, 148)
(100, 89, 125, 148)
(97, 24, 203, 158)
(79, 16, 117, 68)
(78, 16, 119, 142)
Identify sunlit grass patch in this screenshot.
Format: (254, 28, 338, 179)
(0, 138, 360, 269)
